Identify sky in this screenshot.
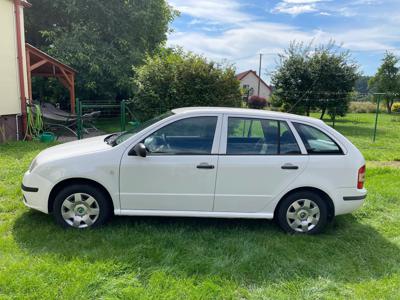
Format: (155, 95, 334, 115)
(166, 0, 400, 82)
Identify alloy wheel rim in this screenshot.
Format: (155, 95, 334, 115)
(286, 199, 320, 233)
(61, 193, 100, 228)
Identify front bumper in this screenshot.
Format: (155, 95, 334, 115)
(333, 187, 367, 216)
(22, 171, 52, 214)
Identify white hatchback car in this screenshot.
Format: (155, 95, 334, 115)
(22, 107, 367, 233)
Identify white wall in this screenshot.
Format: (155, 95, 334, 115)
(0, 0, 24, 116)
(239, 72, 271, 100)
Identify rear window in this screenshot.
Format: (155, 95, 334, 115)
(226, 117, 300, 155)
(293, 123, 342, 155)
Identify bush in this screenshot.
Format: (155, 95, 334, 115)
(348, 101, 377, 113)
(392, 102, 400, 113)
(132, 49, 242, 121)
(247, 95, 267, 109)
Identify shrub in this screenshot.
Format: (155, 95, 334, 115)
(348, 101, 377, 113)
(132, 49, 242, 121)
(392, 102, 400, 113)
(247, 95, 267, 109)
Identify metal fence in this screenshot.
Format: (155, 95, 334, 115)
(76, 99, 139, 139)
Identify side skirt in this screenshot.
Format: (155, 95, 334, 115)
(115, 209, 274, 219)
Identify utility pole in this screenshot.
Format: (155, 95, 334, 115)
(257, 53, 262, 96)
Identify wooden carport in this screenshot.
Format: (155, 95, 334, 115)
(25, 43, 77, 112)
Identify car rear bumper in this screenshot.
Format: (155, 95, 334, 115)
(333, 187, 367, 216)
(22, 171, 52, 214)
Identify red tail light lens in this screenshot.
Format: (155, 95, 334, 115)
(357, 165, 366, 189)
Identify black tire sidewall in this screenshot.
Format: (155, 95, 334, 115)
(277, 191, 328, 234)
(53, 184, 111, 228)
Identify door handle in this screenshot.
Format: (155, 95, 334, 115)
(196, 163, 215, 169)
(281, 163, 299, 170)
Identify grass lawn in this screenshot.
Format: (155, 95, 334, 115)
(0, 113, 399, 299)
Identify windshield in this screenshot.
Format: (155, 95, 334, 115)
(113, 111, 174, 145)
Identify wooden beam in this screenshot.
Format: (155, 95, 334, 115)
(30, 59, 47, 71)
(59, 67, 73, 86)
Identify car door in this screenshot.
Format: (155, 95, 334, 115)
(119, 114, 222, 212)
(214, 115, 309, 213)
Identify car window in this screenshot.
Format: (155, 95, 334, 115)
(227, 117, 300, 155)
(293, 123, 342, 154)
(143, 116, 218, 155)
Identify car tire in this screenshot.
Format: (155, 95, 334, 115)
(276, 191, 328, 234)
(53, 184, 112, 229)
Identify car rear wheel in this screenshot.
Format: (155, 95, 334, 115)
(277, 191, 328, 234)
(53, 184, 111, 228)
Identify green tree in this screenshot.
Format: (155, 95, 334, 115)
(132, 49, 242, 121)
(368, 52, 400, 113)
(25, 0, 176, 100)
(272, 42, 358, 121)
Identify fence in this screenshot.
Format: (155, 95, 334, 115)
(76, 99, 139, 139)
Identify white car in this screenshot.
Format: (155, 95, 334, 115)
(22, 107, 367, 234)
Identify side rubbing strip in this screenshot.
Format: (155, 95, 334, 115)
(343, 195, 366, 201)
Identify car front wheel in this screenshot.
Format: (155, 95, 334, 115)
(53, 184, 111, 228)
(276, 191, 328, 234)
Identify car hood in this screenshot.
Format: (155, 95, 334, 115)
(35, 134, 112, 165)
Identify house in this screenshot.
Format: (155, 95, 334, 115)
(236, 70, 272, 101)
(0, 0, 30, 142)
(0, 0, 76, 142)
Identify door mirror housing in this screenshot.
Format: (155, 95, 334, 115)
(129, 143, 147, 157)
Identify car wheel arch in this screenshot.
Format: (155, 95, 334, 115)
(274, 186, 335, 221)
(48, 178, 115, 214)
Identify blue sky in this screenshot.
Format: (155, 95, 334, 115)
(166, 0, 400, 82)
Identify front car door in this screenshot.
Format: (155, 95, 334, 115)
(214, 114, 309, 213)
(119, 114, 222, 212)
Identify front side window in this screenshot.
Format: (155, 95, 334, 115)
(226, 117, 300, 155)
(293, 123, 342, 154)
(143, 116, 218, 155)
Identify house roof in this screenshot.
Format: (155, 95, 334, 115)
(235, 70, 272, 92)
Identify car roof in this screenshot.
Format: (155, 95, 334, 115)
(171, 107, 323, 125)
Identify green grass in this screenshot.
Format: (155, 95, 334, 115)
(1, 113, 400, 299)
(318, 112, 400, 161)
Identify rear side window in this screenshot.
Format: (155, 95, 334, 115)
(293, 123, 342, 155)
(226, 117, 300, 155)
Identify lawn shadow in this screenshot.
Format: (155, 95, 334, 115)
(13, 210, 400, 285)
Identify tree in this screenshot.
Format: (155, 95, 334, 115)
(25, 0, 176, 100)
(272, 42, 359, 121)
(368, 52, 400, 113)
(132, 49, 242, 121)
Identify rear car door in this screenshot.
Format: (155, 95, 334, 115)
(214, 115, 309, 213)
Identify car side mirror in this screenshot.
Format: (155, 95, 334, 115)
(129, 143, 147, 157)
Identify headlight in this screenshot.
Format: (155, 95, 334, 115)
(29, 158, 38, 172)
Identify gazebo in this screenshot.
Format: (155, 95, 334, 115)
(25, 43, 77, 112)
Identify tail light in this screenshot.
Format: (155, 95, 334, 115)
(357, 165, 366, 189)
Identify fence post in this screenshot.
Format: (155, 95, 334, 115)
(373, 93, 382, 142)
(120, 100, 126, 132)
(75, 98, 80, 114)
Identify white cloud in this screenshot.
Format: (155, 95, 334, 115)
(272, 0, 328, 15)
(169, 0, 251, 24)
(273, 4, 318, 15)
